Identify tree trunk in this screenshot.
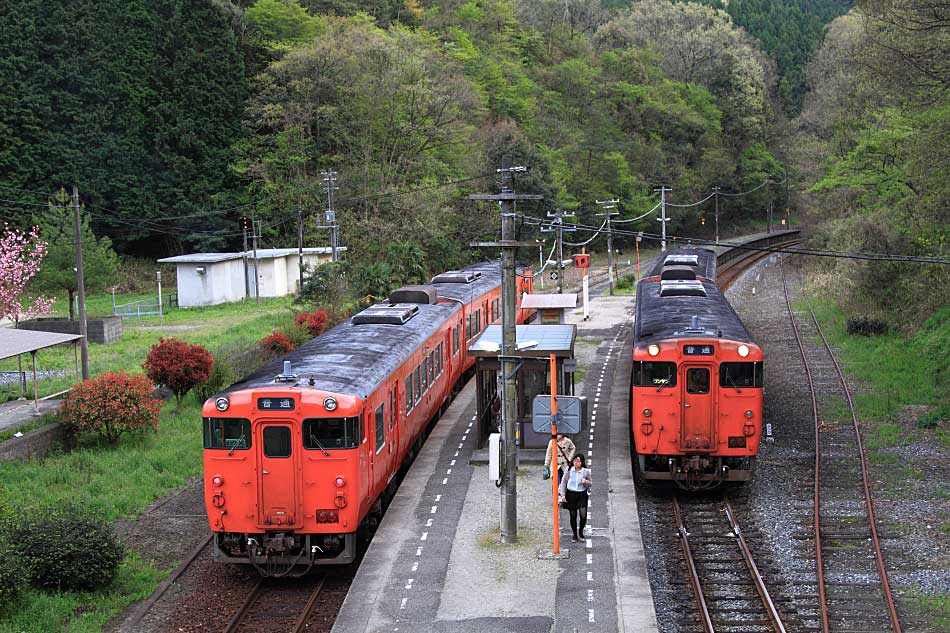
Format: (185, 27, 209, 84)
(175, 393, 183, 414)
(68, 289, 75, 320)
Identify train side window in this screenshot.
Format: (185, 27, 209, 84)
(475, 310, 481, 332)
(465, 315, 472, 340)
(263, 426, 292, 458)
(453, 325, 460, 355)
(429, 351, 436, 383)
(436, 344, 443, 376)
(686, 368, 710, 394)
(405, 376, 413, 414)
(720, 362, 763, 388)
(303, 417, 360, 450)
(203, 417, 251, 450)
(414, 366, 422, 403)
(390, 388, 396, 429)
(375, 404, 385, 454)
(421, 359, 429, 393)
(633, 361, 677, 388)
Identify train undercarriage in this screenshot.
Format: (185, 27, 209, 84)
(637, 454, 756, 490)
(213, 530, 357, 576)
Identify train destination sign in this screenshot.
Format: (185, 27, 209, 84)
(683, 345, 714, 356)
(258, 397, 295, 411)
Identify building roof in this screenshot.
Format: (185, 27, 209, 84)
(469, 325, 576, 358)
(520, 293, 577, 309)
(0, 328, 82, 361)
(157, 247, 345, 265)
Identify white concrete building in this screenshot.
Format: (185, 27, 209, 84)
(158, 247, 343, 307)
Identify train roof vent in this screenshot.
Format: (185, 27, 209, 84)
(389, 285, 437, 305)
(351, 303, 420, 325)
(663, 254, 699, 267)
(431, 270, 482, 284)
(660, 265, 697, 281)
(659, 280, 707, 297)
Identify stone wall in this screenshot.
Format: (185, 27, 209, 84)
(0, 423, 63, 463)
(18, 317, 123, 344)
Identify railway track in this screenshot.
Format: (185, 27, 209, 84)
(717, 238, 801, 291)
(672, 495, 795, 633)
(781, 260, 903, 633)
(224, 573, 328, 633)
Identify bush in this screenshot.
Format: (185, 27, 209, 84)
(0, 548, 22, 611)
(259, 332, 294, 357)
(10, 510, 124, 591)
(192, 355, 237, 405)
(60, 371, 162, 446)
(294, 310, 329, 336)
(847, 316, 888, 336)
(143, 338, 214, 412)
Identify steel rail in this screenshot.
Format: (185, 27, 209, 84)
(717, 238, 802, 291)
(800, 285, 904, 633)
(723, 501, 787, 633)
(672, 496, 715, 633)
(291, 574, 328, 633)
(780, 259, 830, 633)
(223, 577, 264, 633)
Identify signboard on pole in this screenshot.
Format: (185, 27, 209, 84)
(532, 395, 585, 434)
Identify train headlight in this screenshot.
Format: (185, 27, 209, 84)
(335, 476, 345, 488)
(648, 344, 660, 357)
(324, 397, 338, 411)
(215, 397, 230, 412)
(642, 408, 652, 417)
(745, 410, 754, 419)
(737, 344, 750, 358)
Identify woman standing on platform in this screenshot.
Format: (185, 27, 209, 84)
(544, 433, 575, 483)
(559, 454, 591, 542)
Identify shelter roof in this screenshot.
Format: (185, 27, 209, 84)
(469, 324, 575, 358)
(520, 294, 577, 309)
(0, 328, 82, 361)
(158, 247, 345, 264)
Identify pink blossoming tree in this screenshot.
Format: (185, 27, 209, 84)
(0, 223, 55, 324)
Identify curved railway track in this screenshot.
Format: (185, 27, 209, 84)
(672, 496, 792, 633)
(780, 259, 903, 633)
(223, 573, 329, 633)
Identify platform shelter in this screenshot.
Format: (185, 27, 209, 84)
(468, 324, 576, 449)
(520, 293, 577, 325)
(0, 329, 82, 414)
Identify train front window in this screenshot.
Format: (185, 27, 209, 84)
(263, 426, 291, 458)
(633, 362, 677, 388)
(720, 362, 763, 388)
(203, 417, 251, 451)
(686, 368, 710, 394)
(303, 417, 360, 450)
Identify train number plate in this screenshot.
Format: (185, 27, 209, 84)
(258, 397, 295, 411)
(683, 345, 714, 356)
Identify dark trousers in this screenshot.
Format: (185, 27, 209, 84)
(565, 489, 588, 538)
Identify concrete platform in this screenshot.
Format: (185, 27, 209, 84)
(333, 292, 658, 633)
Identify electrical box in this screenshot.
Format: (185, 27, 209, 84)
(573, 254, 590, 269)
(488, 433, 502, 482)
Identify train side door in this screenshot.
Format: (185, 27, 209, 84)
(681, 365, 714, 450)
(257, 422, 299, 527)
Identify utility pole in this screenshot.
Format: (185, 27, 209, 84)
(241, 215, 251, 301)
(297, 204, 304, 295)
(595, 198, 619, 295)
(322, 170, 339, 262)
(712, 186, 720, 244)
(541, 210, 575, 294)
(469, 163, 542, 545)
(252, 217, 261, 305)
(766, 175, 773, 234)
(654, 186, 672, 251)
(71, 186, 89, 380)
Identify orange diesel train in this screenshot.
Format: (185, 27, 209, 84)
(631, 248, 763, 489)
(201, 263, 532, 575)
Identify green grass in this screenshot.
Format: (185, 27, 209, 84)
(914, 594, 950, 631)
(803, 299, 949, 422)
(0, 553, 164, 633)
(867, 423, 902, 450)
(0, 414, 57, 443)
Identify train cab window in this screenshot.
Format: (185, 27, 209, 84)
(405, 376, 413, 414)
(263, 426, 292, 458)
(374, 404, 385, 454)
(303, 417, 360, 450)
(203, 418, 251, 451)
(686, 368, 710, 394)
(633, 361, 677, 388)
(720, 362, 763, 388)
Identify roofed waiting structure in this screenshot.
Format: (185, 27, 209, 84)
(0, 328, 83, 414)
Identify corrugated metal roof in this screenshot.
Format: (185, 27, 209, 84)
(469, 325, 575, 358)
(520, 294, 577, 309)
(0, 328, 82, 360)
(157, 247, 345, 264)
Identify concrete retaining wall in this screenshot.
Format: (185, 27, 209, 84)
(0, 422, 63, 463)
(18, 317, 123, 344)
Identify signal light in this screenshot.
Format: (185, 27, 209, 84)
(701, 216, 705, 225)
(240, 215, 251, 231)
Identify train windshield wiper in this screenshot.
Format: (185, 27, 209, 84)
(309, 433, 331, 456)
(228, 433, 246, 456)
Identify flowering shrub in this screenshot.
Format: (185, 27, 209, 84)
(259, 332, 294, 357)
(60, 371, 162, 446)
(143, 338, 214, 412)
(0, 224, 54, 324)
(293, 309, 330, 336)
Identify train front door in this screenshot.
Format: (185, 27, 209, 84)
(257, 423, 299, 527)
(681, 365, 714, 450)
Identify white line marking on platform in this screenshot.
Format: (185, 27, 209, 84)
(587, 571, 593, 581)
(589, 609, 596, 623)
(421, 532, 428, 541)
(405, 578, 414, 589)
(454, 451, 459, 457)
(435, 495, 441, 501)
(412, 562, 419, 572)
(587, 589, 594, 602)
(416, 547, 423, 556)
(586, 554, 593, 565)
(442, 478, 448, 485)
(400, 598, 408, 610)
(450, 459, 456, 466)
(586, 538, 592, 549)
(458, 443, 463, 449)
(446, 469, 452, 474)
(425, 519, 433, 527)
(430, 506, 437, 514)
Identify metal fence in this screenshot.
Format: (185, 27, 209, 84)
(113, 299, 162, 320)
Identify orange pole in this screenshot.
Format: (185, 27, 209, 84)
(550, 353, 560, 554)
